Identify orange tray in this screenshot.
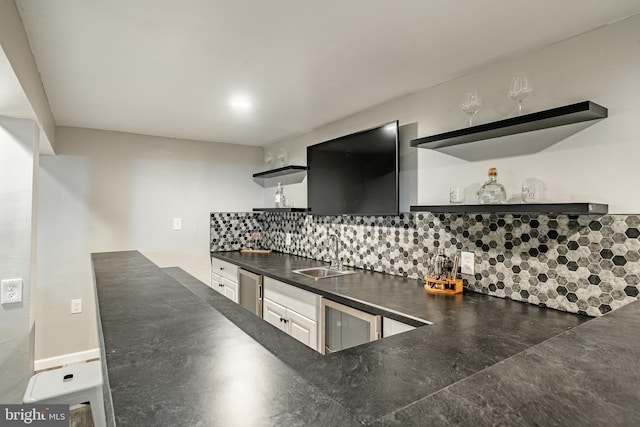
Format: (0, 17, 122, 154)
(424, 276, 463, 295)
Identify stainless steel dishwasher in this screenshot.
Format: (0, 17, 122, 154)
(237, 268, 263, 317)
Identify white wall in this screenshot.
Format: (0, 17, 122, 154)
(36, 127, 263, 360)
(266, 15, 640, 214)
(0, 0, 56, 154)
(0, 116, 38, 402)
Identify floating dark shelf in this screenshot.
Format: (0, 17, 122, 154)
(252, 208, 309, 213)
(410, 203, 608, 215)
(253, 165, 308, 187)
(410, 101, 607, 149)
(252, 165, 308, 178)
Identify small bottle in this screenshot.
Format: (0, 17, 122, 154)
(478, 167, 507, 204)
(275, 182, 286, 208)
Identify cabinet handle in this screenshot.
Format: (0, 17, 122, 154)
(219, 284, 224, 288)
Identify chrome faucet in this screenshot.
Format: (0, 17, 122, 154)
(328, 234, 343, 271)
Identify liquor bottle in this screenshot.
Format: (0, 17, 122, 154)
(477, 168, 507, 204)
(275, 182, 286, 208)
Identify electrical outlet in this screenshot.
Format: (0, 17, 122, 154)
(285, 233, 292, 246)
(461, 251, 475, 275)
(173, 218, 182, 230)
(71, 298, 82, 314)
(1, 278, 23, 304)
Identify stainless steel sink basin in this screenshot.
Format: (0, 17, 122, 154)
(293, 267, 357, 280)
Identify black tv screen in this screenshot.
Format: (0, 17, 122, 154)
(307, 121, 399, 216)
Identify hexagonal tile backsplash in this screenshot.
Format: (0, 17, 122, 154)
(210, 212, 640, 317)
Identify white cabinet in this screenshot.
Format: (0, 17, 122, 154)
(382, 317, 416, 338)
(264, 298, 287, 331)
(287, 309, 317, 349)
(211, 258, 238, 303)
(222, 278, 237, 302)
(211, 272, 222, 292)
(263, 277, 320, 351)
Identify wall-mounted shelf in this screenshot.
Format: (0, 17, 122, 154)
(410, 101, 607, 150)
(252, 208, 309, 213)
(410, 203, 608, 215)
(253, 166, 308, 187)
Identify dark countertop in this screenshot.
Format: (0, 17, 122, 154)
(374, 297, 640, 426)
(210, 251, 579, 326)
(93, 250, 640, 426)
(92, 251, 361, 427)
(208, 251, 590, 423)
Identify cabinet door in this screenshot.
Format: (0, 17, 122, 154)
(224, 285, 237, 302)
(263, 298, 287, 331)
(211, 273, 224, 294)
(222, 278, 238, 303)
(288, 309, 318, 351)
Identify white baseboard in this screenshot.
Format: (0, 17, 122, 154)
(34, 348, 101, 372)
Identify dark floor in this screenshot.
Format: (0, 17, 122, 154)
(70, 403, 94, 427)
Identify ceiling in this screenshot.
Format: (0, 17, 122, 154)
(13, 0, 640, 147)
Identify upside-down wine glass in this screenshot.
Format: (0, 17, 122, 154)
(277, 148, 290, 167)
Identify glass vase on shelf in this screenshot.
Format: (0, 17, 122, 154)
(521, 178, 544, 203)
(477, 168, 507, 204)
(275, 182, 286, 208)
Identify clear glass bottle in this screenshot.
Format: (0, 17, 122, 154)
(275, 182, 286, 208)
(477, 167, 507, 204)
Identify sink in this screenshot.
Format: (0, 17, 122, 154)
(293, 267, 356, 280)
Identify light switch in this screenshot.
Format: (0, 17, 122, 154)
(461, 251, 475, 275)
(71, 298, 82, 314)
(173, 218, 182, 230)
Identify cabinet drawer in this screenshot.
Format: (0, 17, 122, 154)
(211, 258, 238, 282)
(264, 277, 319, 321)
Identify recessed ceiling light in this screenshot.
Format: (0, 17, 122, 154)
(229, 95, 252, 111)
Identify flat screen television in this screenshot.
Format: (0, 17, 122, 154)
(307, 120, 399, 216)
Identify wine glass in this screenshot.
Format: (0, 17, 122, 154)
(265, 151, 274, 167)
(461, 91, 481, 126)
(277, 148, 289, 167)
(508, 73, 534, 115)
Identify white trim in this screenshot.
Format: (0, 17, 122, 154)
(34, 348, 101, 372)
